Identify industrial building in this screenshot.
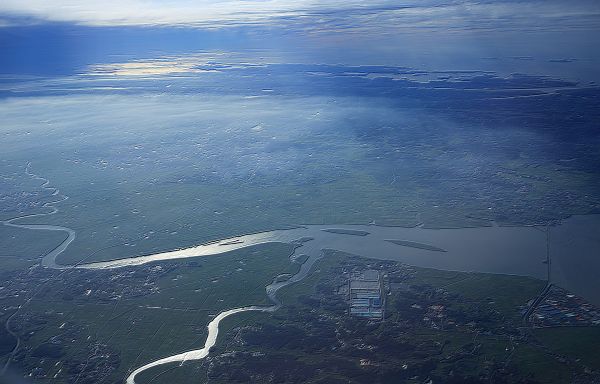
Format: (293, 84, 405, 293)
(348, 270, 383, 319)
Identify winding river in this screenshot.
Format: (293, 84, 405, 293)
(2, 164, 75, 269)
(4, 166, 600, 383)
(124, 238, 325, 384)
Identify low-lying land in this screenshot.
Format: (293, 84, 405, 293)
(137, 251, 599, 384)
(0, 242, 297, 383)
(385, 239, 447, 252)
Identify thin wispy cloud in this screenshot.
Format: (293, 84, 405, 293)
(1, 0, 599, 33)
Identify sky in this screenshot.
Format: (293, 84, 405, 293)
(1, 0, 599, 31)
(1, 0, 600, 80)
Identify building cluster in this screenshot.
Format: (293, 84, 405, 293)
(348, 269, 384, 320)
(423, 304, 447, 329)
(531, 285, 600, 327)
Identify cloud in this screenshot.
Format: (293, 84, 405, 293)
(0, 0, 599, 33)
(88, 56, 221, 77)
(0, 0, 313, 27)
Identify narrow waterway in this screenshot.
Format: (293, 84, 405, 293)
(125, 239, 325, 384)
(1, 164, 75, 375)
(2, 163, 75, 269)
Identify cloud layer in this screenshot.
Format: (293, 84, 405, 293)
(1, 0, 599, 33)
